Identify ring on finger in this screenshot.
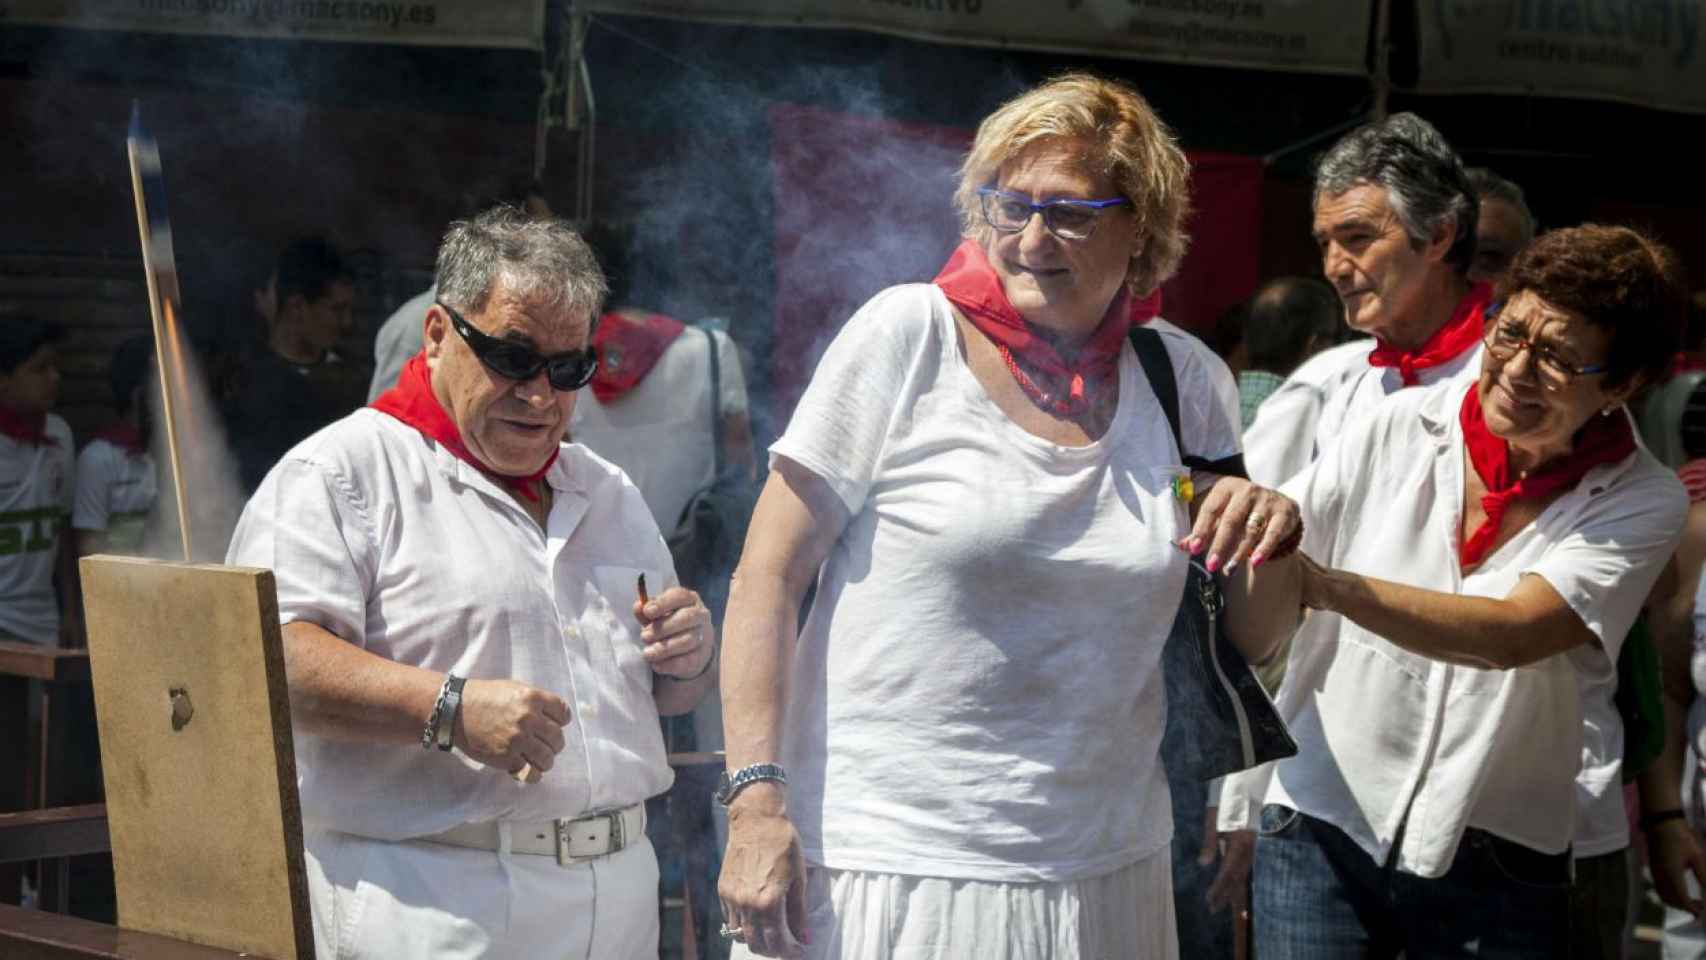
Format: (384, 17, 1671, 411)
(718, 922, 745, 942)
(1245, 512, 1269, 532)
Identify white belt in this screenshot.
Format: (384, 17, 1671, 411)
(416, 803, 646, 866)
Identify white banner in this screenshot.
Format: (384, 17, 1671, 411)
(581, 0, 1372, 75)
(1, 0, 545, 50)
(1417, 1, 1706, 114)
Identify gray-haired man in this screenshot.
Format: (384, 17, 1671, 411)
(1240, 112, 1488, 488)
(228, 207, 717, 958)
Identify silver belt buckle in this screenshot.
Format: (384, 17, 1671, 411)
(554, 809, 626, 866)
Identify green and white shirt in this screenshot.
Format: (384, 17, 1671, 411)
(0, 415, 73, 642)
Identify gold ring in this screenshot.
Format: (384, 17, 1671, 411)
(1245, 513, 1269, 532)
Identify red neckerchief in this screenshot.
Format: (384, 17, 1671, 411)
(933, 239, 1132, 416)
(0, 405, 54, 446)
(1679, 459, 1706, 504)
(589, 310, 687, 404)
(1670, 353, 1706, 378)
(1130, 288, 1162, 326)
(1369, 283, 1493, 386)
(1458, 383, 1634, 569)
(371, 352, 557, 503)
(95, 422, 146, 456)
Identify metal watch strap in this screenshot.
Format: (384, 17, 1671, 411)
(435, 675, 466, 751)
(421, 673, 462, 750)
(717, 762, 787, 806)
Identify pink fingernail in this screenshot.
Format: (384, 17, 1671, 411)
(1251, 553, 1266, 569)
(1206, 555, 1221, 574)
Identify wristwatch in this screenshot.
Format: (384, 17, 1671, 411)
(716, 762, 788, 806)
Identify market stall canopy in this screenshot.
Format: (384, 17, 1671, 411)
(1416, 1, 1706, 115)
(580, 0, 1374, 75)
(1, 0, 546, 50)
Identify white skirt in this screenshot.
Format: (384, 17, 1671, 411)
(731, 844, 1177, 960)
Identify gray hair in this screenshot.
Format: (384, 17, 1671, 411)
(1313, 112, 1478, 276)
(1466, 166, 1537, 245)
(434, 205, 607, 321)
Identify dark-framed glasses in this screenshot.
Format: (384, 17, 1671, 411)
(976, 187, 1131, 241)
(1481, 300, 1609, 388)
(439, 301, 598, 391)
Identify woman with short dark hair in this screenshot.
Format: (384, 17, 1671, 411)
(1246, 223, 1691, 958)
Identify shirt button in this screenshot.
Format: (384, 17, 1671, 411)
(563, 625, 580, 641)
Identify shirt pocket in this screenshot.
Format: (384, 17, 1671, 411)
(589, 563, 666, 694)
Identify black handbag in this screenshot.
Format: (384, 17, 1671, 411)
(1128, 326, 1299, 783)
(665, 327, 754, 623)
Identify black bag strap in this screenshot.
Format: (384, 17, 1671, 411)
(1128, 325, 1248, 478)
(703, 326, 723, 478)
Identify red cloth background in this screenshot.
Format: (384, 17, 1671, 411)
(767, 102, 1263, 418)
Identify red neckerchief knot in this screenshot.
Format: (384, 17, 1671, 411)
(933, 239, 1136, 417)
(1458, 383, 1634, 569)
(1369, 283, 1494, 386)
(0, 405, 55, 447)
(371, 352, 557, 503)
(95, 421, 147, 456)
(589, 310, 687, 404)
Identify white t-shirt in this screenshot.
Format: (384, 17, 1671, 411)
(0, 416, 73, 642)
(771, 283, 1240, 883)
(570, 326, 749, 534)
(73, 438, 158, 554)
(1262, 380, 1684, 876)
(226, 409, 677, 840)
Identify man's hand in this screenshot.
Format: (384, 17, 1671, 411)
(452, 679, 570, 782)
(634, 586, 715, 679)
(1207, 827, 1255, 917)
(1649, 817, 1706, 917)
(719, 787, 808, 958)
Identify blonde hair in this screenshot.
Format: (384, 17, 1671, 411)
(954, 73, 1191, 295)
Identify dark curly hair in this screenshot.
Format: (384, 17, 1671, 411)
(1496, 224, 1687, 390)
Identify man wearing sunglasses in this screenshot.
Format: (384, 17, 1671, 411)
(228, 206, 717, 959)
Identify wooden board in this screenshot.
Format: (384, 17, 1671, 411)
(77, 556, 311, 960)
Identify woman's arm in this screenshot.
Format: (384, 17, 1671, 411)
(1183, 476, 1306, 664)
(718, 457, 850, 959)
(1299, 557, 1593, 670)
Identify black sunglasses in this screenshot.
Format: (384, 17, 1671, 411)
(439, 301, 598, 391)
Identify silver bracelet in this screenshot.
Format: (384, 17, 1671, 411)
(421, 673, 461, 750)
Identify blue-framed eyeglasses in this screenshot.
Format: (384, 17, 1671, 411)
(1482, 299, 1609, 387)
(976, 187, 1131, 241)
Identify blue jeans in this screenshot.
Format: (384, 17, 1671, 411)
(1252, 805, 1568, 959)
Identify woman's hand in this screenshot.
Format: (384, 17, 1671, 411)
(719, 790, 809, 958)
(1649, 817, 1706, 917)
(1180, 477, 1302, 574)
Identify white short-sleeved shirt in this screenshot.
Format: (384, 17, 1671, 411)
(226, 409, 677, 840)
(1226, 337, 1633, 857)
(1241, 338, 1480, 487)
(770, 283, 1240, 883)
(1262, 380, 1685, 876)
(0, 416, 74, 642)
(73, 438, 157, 554)
(571, 326, 749, 534)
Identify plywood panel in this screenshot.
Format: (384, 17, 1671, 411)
(77, 556, 311, 960)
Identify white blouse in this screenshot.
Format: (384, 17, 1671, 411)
(1261, 380, 1684, 877)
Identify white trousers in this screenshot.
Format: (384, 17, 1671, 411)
(731, 844, 1177, 960)
(305, 828, 659, 959)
